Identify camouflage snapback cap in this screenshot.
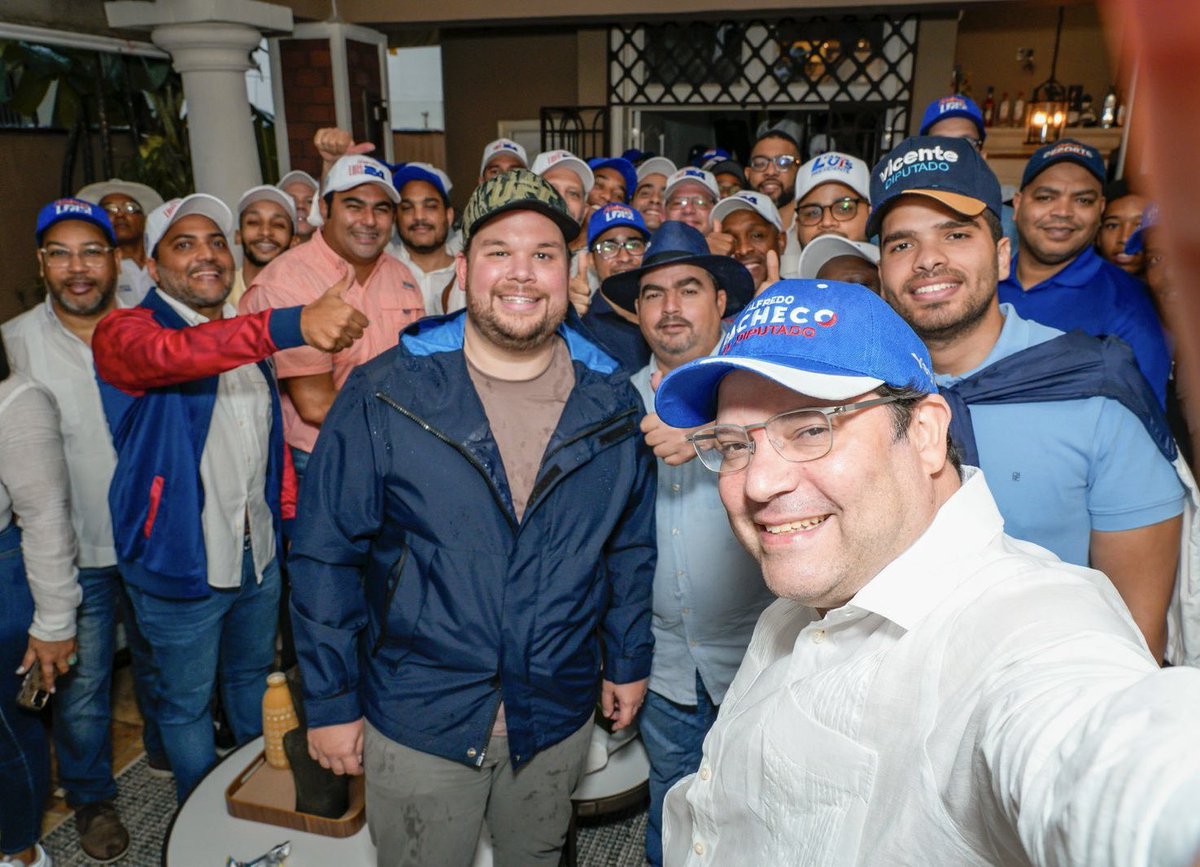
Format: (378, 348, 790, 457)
(461, 168, 580, 246)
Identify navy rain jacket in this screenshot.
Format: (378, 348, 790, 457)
(288, 311, 657, 769)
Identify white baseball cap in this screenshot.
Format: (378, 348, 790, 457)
(277, 170, 319, 193)
(480, 138, 529, 175)
(795, 152, 871, 204)
(76, 178, 165, 213)
(236, 185, 298, 229)
(531, 150, 595, 194)
(710, 190, 784, 232)
(796, 235, 880, 280)
(663, 167, 720, 202)
(144, 193, 234, 259)
(635, 156, 677, 182)
(322, 154, 400, 203)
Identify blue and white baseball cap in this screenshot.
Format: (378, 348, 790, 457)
(866, 136, 1002, 238)
(636, 157, 678, 183)
(322, 154, 400, 203)
(391, 161, 453, 202)
(36, 198, 116, 246)
(144, 193, 234, 259)
(531, 149, 595, 194)
(1020, 138, 1106, 189)
(711, 190, 784, 232)
(918, 95, 986, 141)
(480, 138, 529, 175)
(795, 152, 871, 203)
(587, 203, 649, 247)
(655, 279, 936, 428)
(664, 167, 719, 202)
(587, 157, 638, 202)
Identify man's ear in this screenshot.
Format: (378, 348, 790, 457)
(715, 288, 727, 319)
(454, 250, 468, 295)
(447, 207, 456, 226)
(147, 259, 160, 285)
(996, 235, 1012, 283)
(910, 394, 953, 476)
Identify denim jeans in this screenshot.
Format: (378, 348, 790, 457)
(639, 672, 720, 867)
(53, 565, 162, 807)
(125, 553, 281, 801)
(0, 523, 50, 856)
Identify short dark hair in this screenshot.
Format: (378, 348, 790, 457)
(753, 129, 801, 155)
(981, 210, 1003, 243)
(874, 384, 962, 475)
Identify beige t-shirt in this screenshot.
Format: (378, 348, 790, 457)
(466, 339, 575, 523)
(467, 338, 575, 737)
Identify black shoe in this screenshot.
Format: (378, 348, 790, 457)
(146, 752, 174, 778)
(75, 800, 130, 864)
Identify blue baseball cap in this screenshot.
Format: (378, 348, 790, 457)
(655, 279, 937, 428)
(36, 198, 116, 246)
(867, 136, 1002, 238)
(601, 221, 754, 318)
(919, 95, 986, 141)
(1124, 202, 1159, 255)
(391, 161, 453, 204)
(587, 203, 649, 248)
(587, 157, 638, 202)
(1020, 139, 1106, 189)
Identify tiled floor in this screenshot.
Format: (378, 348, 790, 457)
(42, 663, 146, 838)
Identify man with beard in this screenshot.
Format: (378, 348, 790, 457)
(77, 178, 164, 306)
(999, 140, 1170, 406)
(288, 170, 656, 867)
(278, 170, 320, 244)
(479, 137, 529, 183)
(632, 157, 677, 232)
(745, 130, 802, 272)
(710, 190, 790, 293)
(229, 185, 296, 309)
(602, 221, 769, 867)
(240, 154, 425, 477)
(587, 156, 638, 208)
(3, 199, 165, 861)
(575, 203, 653, 371)
(871, 137, 1184, 662)
(387, 162, 459, 315)
(92, 193, 369, 801)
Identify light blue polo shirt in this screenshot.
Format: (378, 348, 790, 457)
(936, 305, 1184, 566)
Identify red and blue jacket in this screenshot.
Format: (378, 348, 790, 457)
(94, 288, 302, 600)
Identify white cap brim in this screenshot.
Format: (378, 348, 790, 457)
(797, 236, 880, 280)
(145, 193, 234, 259)
(237, 185, 298, 228)
(537, 156, 595, 194)
(711, 196, 783, 232)
(636, 157, 677, 182)
(277, 170, 319, 192)
(75, 179, 165, 212)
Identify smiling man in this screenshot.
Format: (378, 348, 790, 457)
(632, 157, 678, 232)
(239, 154, 425, 477)
(229, 185, 296, 308)
(710, 191, 789, 293)
(386, 162, 458, 315)
(871, 135, 1184, 663)
(999, 140, 1170, 405)
(288, 169, 655, 867)
(653, 276, 1200, 867)
(92, 194, 369, 801)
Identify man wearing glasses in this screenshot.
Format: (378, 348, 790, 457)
(77, 179, 164, 306)
(577, 203, 653, 371)
(654, 278, 1200, 866)
(745, 129, 803, 272)
(792, 151, 872, 250)
(602, 221, 769, 867)
(663, 168, 721, 236)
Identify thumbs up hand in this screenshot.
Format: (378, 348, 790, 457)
(570, 252, 593, 317)
(705, 219, 735, 257)
(300, 269, 370, 353)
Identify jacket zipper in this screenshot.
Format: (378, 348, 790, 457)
(374, 391, 517, 534)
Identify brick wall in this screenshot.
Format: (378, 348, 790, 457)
(279, 38, 336, 177)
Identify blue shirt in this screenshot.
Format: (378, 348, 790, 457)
(633, 361, 774, 706)
(936, 305, 1184, 566)
(998, 246, 1170, 406)
(581, 291, 650, 374)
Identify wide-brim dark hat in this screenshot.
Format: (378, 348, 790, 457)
(601, 221, 754, 317)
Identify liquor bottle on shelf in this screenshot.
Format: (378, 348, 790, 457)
(1012, 91, 1026, 128)
(982, 86, 995, 126)
(997, 92, 1011, 127)
(1066, 85, 1083, 127)
(1080, 94, 1097, 127)
(1100, 85, 1118, 128)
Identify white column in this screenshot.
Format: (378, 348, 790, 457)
(151, 22, 263, 213)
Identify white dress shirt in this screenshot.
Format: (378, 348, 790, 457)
(386, 241, 458, 316)
(664, 468, 1200, 866)
(157, 292, 275, 588)
(116, 257, 155, 307)
(3, 298, 120, 568)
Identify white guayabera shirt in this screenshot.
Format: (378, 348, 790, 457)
(664, 468, 1200, 867)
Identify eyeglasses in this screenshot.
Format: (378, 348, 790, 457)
(40, 246, 113, 269)
(687, 395, 901, 473)
(748, 155, 799, 172)
(666, 195, 716, 212)
(102, 201, 143, 215)
(592, 238, 646, 259)
(718, 181, 744, 197)
(795, 197, 867, 226)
